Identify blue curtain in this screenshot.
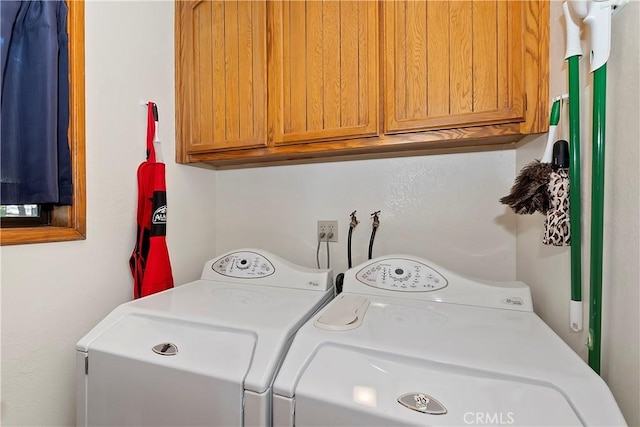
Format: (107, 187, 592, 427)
(1, 0, 72, 205)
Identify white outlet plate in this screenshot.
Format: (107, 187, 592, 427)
(317, 220, 338, 242)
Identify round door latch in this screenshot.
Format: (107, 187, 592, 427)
(152, 343, 178, 356)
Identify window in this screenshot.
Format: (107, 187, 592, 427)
(0, 0, 85, 245)
(0, 204, 51, 227)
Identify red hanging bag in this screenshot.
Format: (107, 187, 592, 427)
(129, 102, 174, 298)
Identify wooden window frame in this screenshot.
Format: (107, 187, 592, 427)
(0, 1, 86, 246)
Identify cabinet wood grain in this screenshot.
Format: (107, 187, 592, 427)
(384, 0, 525, 133)
(268, 0, 378, 145)
(176, 0, 267, 157)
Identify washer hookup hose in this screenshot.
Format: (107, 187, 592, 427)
(368, 211, 380, 260)
(348, 210, 359, 268)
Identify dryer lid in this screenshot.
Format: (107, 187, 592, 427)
(85, 313, 255, 383)
(292, 346, 584, 426)
(77, 279, 333, 394)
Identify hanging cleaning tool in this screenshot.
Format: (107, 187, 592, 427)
(541, 100, 571, 248)
(568, 0, 628, 374)
(564, 2, 584, 332)
(542, 139, 571, 247)
(500, 98, 563, 215)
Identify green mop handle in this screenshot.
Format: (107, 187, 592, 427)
(564, 2, 583, 333)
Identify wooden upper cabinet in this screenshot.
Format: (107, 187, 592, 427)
(383, 0, 525, 134)
(176, 1, 267, 154)
(268, 1, 379, 145)
(176, 1, 548, 167)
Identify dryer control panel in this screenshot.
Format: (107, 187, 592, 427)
(203, 249, 332, 292)
(212, 251, 275, 278)
(356, 258, 448, 292)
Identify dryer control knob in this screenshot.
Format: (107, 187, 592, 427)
(235, 258, 251, 270)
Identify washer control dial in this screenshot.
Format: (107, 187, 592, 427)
(356, 258, 447, 292)
(212, 251, 275, 278)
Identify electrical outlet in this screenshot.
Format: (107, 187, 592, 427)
(317, 220, 338, 242)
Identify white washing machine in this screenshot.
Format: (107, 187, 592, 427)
(273, 255, 626, 426)
(76, 249, 333, 427)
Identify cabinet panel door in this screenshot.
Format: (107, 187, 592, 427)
(179, 0, 267, 153)
(383, 0, 525, 134)
(268, 0, 378, 145)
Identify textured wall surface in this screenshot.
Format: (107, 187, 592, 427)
(215, 151, 518, 281)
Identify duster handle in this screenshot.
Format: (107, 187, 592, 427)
(542, 99, 563, 163)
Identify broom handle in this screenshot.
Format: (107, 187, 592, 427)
(588, 64, 607, 375)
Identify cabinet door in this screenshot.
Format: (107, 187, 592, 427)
(177, 1, 267, 153)
(383, 0, 525, 134)
(268, 1, 378, 145)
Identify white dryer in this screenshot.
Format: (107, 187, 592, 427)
(76, 249, 333, 427)
(273, 255, 626, 426)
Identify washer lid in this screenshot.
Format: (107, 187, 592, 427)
(273, 295, 626, 426)
(293, 346, 583, 426)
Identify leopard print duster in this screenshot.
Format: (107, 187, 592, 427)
(543, 169, 570, 246)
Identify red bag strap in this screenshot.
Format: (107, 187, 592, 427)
(146, 102, 156, 162)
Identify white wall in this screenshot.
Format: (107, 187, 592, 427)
(600, 3, 640, 424)
(516, 2, 639, 425)
(0, 2, 217, 426)
(215, 151, 518, 282)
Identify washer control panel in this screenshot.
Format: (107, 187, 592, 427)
(212, 251, 275, 278)
(356, 258, 447, 292)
